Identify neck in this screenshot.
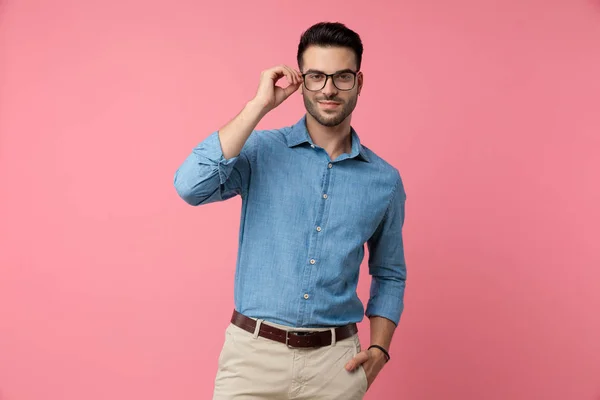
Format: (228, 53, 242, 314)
(305, 113, 353, 161)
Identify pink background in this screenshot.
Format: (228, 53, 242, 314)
(1, 0, 599, 399)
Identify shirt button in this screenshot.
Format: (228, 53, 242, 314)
(303, 294, 310, 299)
(322, 194, 328, 199)
(310, 259, 316, 264)
(328, 163, 333, 168)
(311, 144, 315, 148)
(316, 226, 321, 232)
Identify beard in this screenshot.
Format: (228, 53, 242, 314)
(303, 93, 358, 127)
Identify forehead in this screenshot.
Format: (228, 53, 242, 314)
(301, 45, 357, 72)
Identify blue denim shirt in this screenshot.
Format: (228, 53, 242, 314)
(174, 115, 407, 327)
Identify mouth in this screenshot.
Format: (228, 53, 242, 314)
(317, 101, 342, 109)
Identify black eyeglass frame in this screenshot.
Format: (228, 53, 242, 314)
(301, 69, 360, 92)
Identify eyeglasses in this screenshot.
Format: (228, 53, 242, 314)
(302, 70, 358, 91)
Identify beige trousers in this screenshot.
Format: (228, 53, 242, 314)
(212, 319, 368, 400)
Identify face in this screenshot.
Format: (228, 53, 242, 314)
(300, 46, 363, 127)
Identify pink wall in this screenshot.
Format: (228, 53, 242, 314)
(1, 0, 599, 399)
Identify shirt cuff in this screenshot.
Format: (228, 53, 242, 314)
(365, 282, 405, 326)
(198, 131, 240, 185)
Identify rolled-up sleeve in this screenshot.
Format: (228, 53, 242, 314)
(365, 174, 408, 326)
(173, 131, 255, 206)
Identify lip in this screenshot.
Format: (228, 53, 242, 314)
(318, 101, 341, 109)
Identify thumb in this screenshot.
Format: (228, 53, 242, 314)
(282, 81, 301, 99)
(273, 82, 301, 107)
(345, 350, 369, 371)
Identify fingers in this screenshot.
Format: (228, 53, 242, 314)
(266, 64, 302, 86)
(274, 65, 302, 100)
(283, 65, 302, 85)
(345, 350, 370, 371)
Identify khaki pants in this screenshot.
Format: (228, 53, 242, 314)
(213, 319, 368, 400)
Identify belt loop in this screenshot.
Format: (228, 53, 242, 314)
(330, 327, 336, 346)
(253, 319, 263, 339)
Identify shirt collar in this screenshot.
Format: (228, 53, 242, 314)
(286, 115, 370, 163)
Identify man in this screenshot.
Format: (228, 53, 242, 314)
(174, 21, 407, 400)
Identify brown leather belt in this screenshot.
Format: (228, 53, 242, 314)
(230, 309, 358, 348)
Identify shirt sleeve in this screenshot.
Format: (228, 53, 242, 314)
(173, 130, 256, 206)
(365, 174, 408, 326)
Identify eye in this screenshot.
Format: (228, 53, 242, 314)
(307, 73, 325, 80)
(336, 73, 353, 81)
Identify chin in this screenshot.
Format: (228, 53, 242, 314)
(318, 115, 345, 127)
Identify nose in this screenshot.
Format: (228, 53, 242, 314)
(321, 76, 338, 97)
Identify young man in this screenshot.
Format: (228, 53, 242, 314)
(174, 22, 407, 400)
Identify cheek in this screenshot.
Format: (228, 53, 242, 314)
(341, 93, 356, 102)
(304, 92, 317, 102)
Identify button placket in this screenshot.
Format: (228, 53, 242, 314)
(299, 155, 333, 326)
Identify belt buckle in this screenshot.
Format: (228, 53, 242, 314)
(285, 331, 318, 348)
(285, 331, 307, 348)
(285, 331, 298, 348)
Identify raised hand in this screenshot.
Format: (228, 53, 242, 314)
(253, 65, 303, 113)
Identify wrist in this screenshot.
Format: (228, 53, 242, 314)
(247, 97, 272, 117)
(368, 344, 390, 363)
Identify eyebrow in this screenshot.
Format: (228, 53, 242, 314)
(303, 68, 356, 74)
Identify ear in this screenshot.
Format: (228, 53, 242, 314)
(357, 72, 364, 95)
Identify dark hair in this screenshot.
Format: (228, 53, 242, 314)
(297, 22, 363, 71)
